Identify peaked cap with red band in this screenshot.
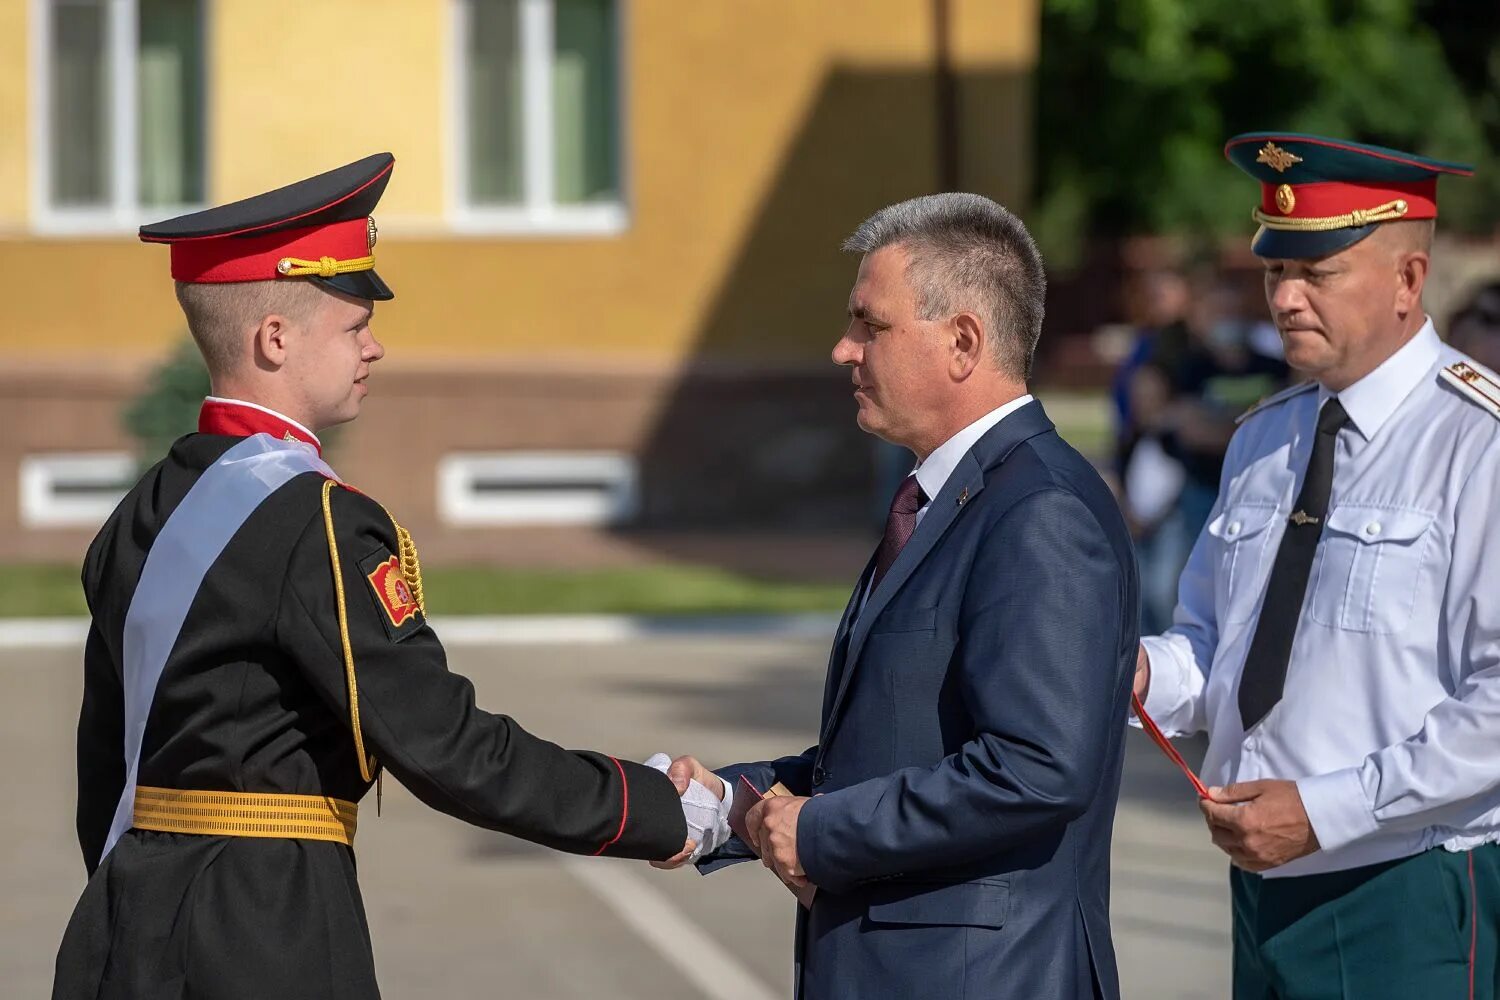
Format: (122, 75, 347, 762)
(139, 153, 395, 301)
(1224, 132, 1472, 259)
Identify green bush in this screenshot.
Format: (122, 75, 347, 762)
(122, 337, 210, 463)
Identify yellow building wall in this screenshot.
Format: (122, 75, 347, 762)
(0, 0, 1036, 366)
(0, 0, 27, 229)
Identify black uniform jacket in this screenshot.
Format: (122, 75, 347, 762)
(53, 432, 686, 1000)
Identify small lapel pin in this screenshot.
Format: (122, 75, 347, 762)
(956, 488, 969, 506)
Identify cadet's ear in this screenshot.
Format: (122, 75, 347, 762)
(254, 314, 292, 370)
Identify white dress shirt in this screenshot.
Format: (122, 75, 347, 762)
(853, 394, 1036, 616)
(1139, 320, 1500, 877)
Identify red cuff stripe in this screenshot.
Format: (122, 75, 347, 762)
(593, 756, 630, 856)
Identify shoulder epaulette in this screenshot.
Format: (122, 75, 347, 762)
(1235, 380, 1318, 425)
(1439, 361, 1500, 420)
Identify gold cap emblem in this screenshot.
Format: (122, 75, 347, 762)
(1275, 184, 1296, 214)
(1257, 141, 1303, 173)
(367, 216, 378, 251)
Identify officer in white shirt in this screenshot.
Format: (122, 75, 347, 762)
(1134, 132, 1500, 997)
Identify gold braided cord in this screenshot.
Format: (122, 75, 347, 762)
(1251, 199, 1410, 232)
(133, 786, 358, 845)
(321, 479, 376, 784)
(278, 254, 377, 278)
(376, 503, 426, 616)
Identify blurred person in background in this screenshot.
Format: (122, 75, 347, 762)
(1122, 271, 1290, 632)
(1447, 280, 1500, 373)
(1110, 266, 1192, 453)
(1134, 133, 1500, 999)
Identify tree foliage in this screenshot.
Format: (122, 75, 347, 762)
(122, 337, 211, 463)
(1033, 0, 1500, 265)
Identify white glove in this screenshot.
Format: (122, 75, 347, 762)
(644, 752, 732, 862)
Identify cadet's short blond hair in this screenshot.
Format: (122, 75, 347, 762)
(173, 279, 328, 375)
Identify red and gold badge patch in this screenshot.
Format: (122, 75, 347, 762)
(366, 555, 420, 628)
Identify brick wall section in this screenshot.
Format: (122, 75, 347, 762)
(3, 364, 880, 568)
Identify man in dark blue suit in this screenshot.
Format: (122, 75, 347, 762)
(656, 194, 1140, 998)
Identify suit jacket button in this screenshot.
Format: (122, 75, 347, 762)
(812, 766, 828, 786)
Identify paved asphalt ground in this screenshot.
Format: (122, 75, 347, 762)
(4, 632, 1228, 998)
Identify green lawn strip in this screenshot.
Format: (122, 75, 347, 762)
(5, 564, 850, 619)
(8, 564, 90, 618)
(423, 564, 850, 616)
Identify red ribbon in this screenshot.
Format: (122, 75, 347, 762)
(1133, 692, 1211, 799)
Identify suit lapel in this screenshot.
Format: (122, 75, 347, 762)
(819, 552, 875, 724)
(819, 455, 985, 740)
(820, 400, 1057, 743)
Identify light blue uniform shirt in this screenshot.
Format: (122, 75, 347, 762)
(1140, 320, 1500, 878)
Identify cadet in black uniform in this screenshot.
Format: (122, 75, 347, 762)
(53, 153, 689, 1000)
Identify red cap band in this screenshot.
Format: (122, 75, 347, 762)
(169, 218, 370, 283)
(1259, 179, 1438, 221)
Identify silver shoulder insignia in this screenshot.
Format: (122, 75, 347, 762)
(1440, 361, 1500, 420)
(1235, 380, 1318, 425)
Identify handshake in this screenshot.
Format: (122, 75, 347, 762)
(644, 753, 816, 905)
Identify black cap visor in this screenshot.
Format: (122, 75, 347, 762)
(1251, 223, 1379, 261)
(316, 268, 393, 302)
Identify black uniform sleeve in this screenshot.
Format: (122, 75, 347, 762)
(76, 621, 125, 874)
(276, 485, 686, 861)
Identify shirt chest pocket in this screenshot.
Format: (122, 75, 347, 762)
(1308, 505, 1435, 634)
(1207, 504, 1280, 624)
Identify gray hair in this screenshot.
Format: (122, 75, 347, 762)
(843, 193, 1046, 380)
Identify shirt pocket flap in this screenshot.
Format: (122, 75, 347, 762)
(1325, 506, 1435, 545)
(869, 606, 938, 634)
(865, 879, 1010, 928)
(1207, 504, 1280, 543)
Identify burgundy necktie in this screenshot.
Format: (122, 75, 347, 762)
(871, 475, 925, 591)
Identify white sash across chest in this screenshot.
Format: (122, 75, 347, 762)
(102, 434, 336, 859)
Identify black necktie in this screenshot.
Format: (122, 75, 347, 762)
(1237, 398, 1351, 730)
(871, 475, 924, 592)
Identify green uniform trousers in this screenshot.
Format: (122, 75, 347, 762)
(1232, 844, 1500, 999)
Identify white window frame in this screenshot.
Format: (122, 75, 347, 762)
(19, 452, 135, 529)
(437, 452, 639, 526)
(446, 0, 629, 236)
(29, 0, 210, 235)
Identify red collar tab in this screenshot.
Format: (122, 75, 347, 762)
(198, 399, 321, 454)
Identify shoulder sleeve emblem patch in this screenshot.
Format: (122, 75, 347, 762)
(361, 551, 423, 640)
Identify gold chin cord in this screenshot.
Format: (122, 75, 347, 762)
(1251, 197, 1410, 232)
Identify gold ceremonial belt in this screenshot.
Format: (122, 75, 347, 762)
(133, 786, 358, 846)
